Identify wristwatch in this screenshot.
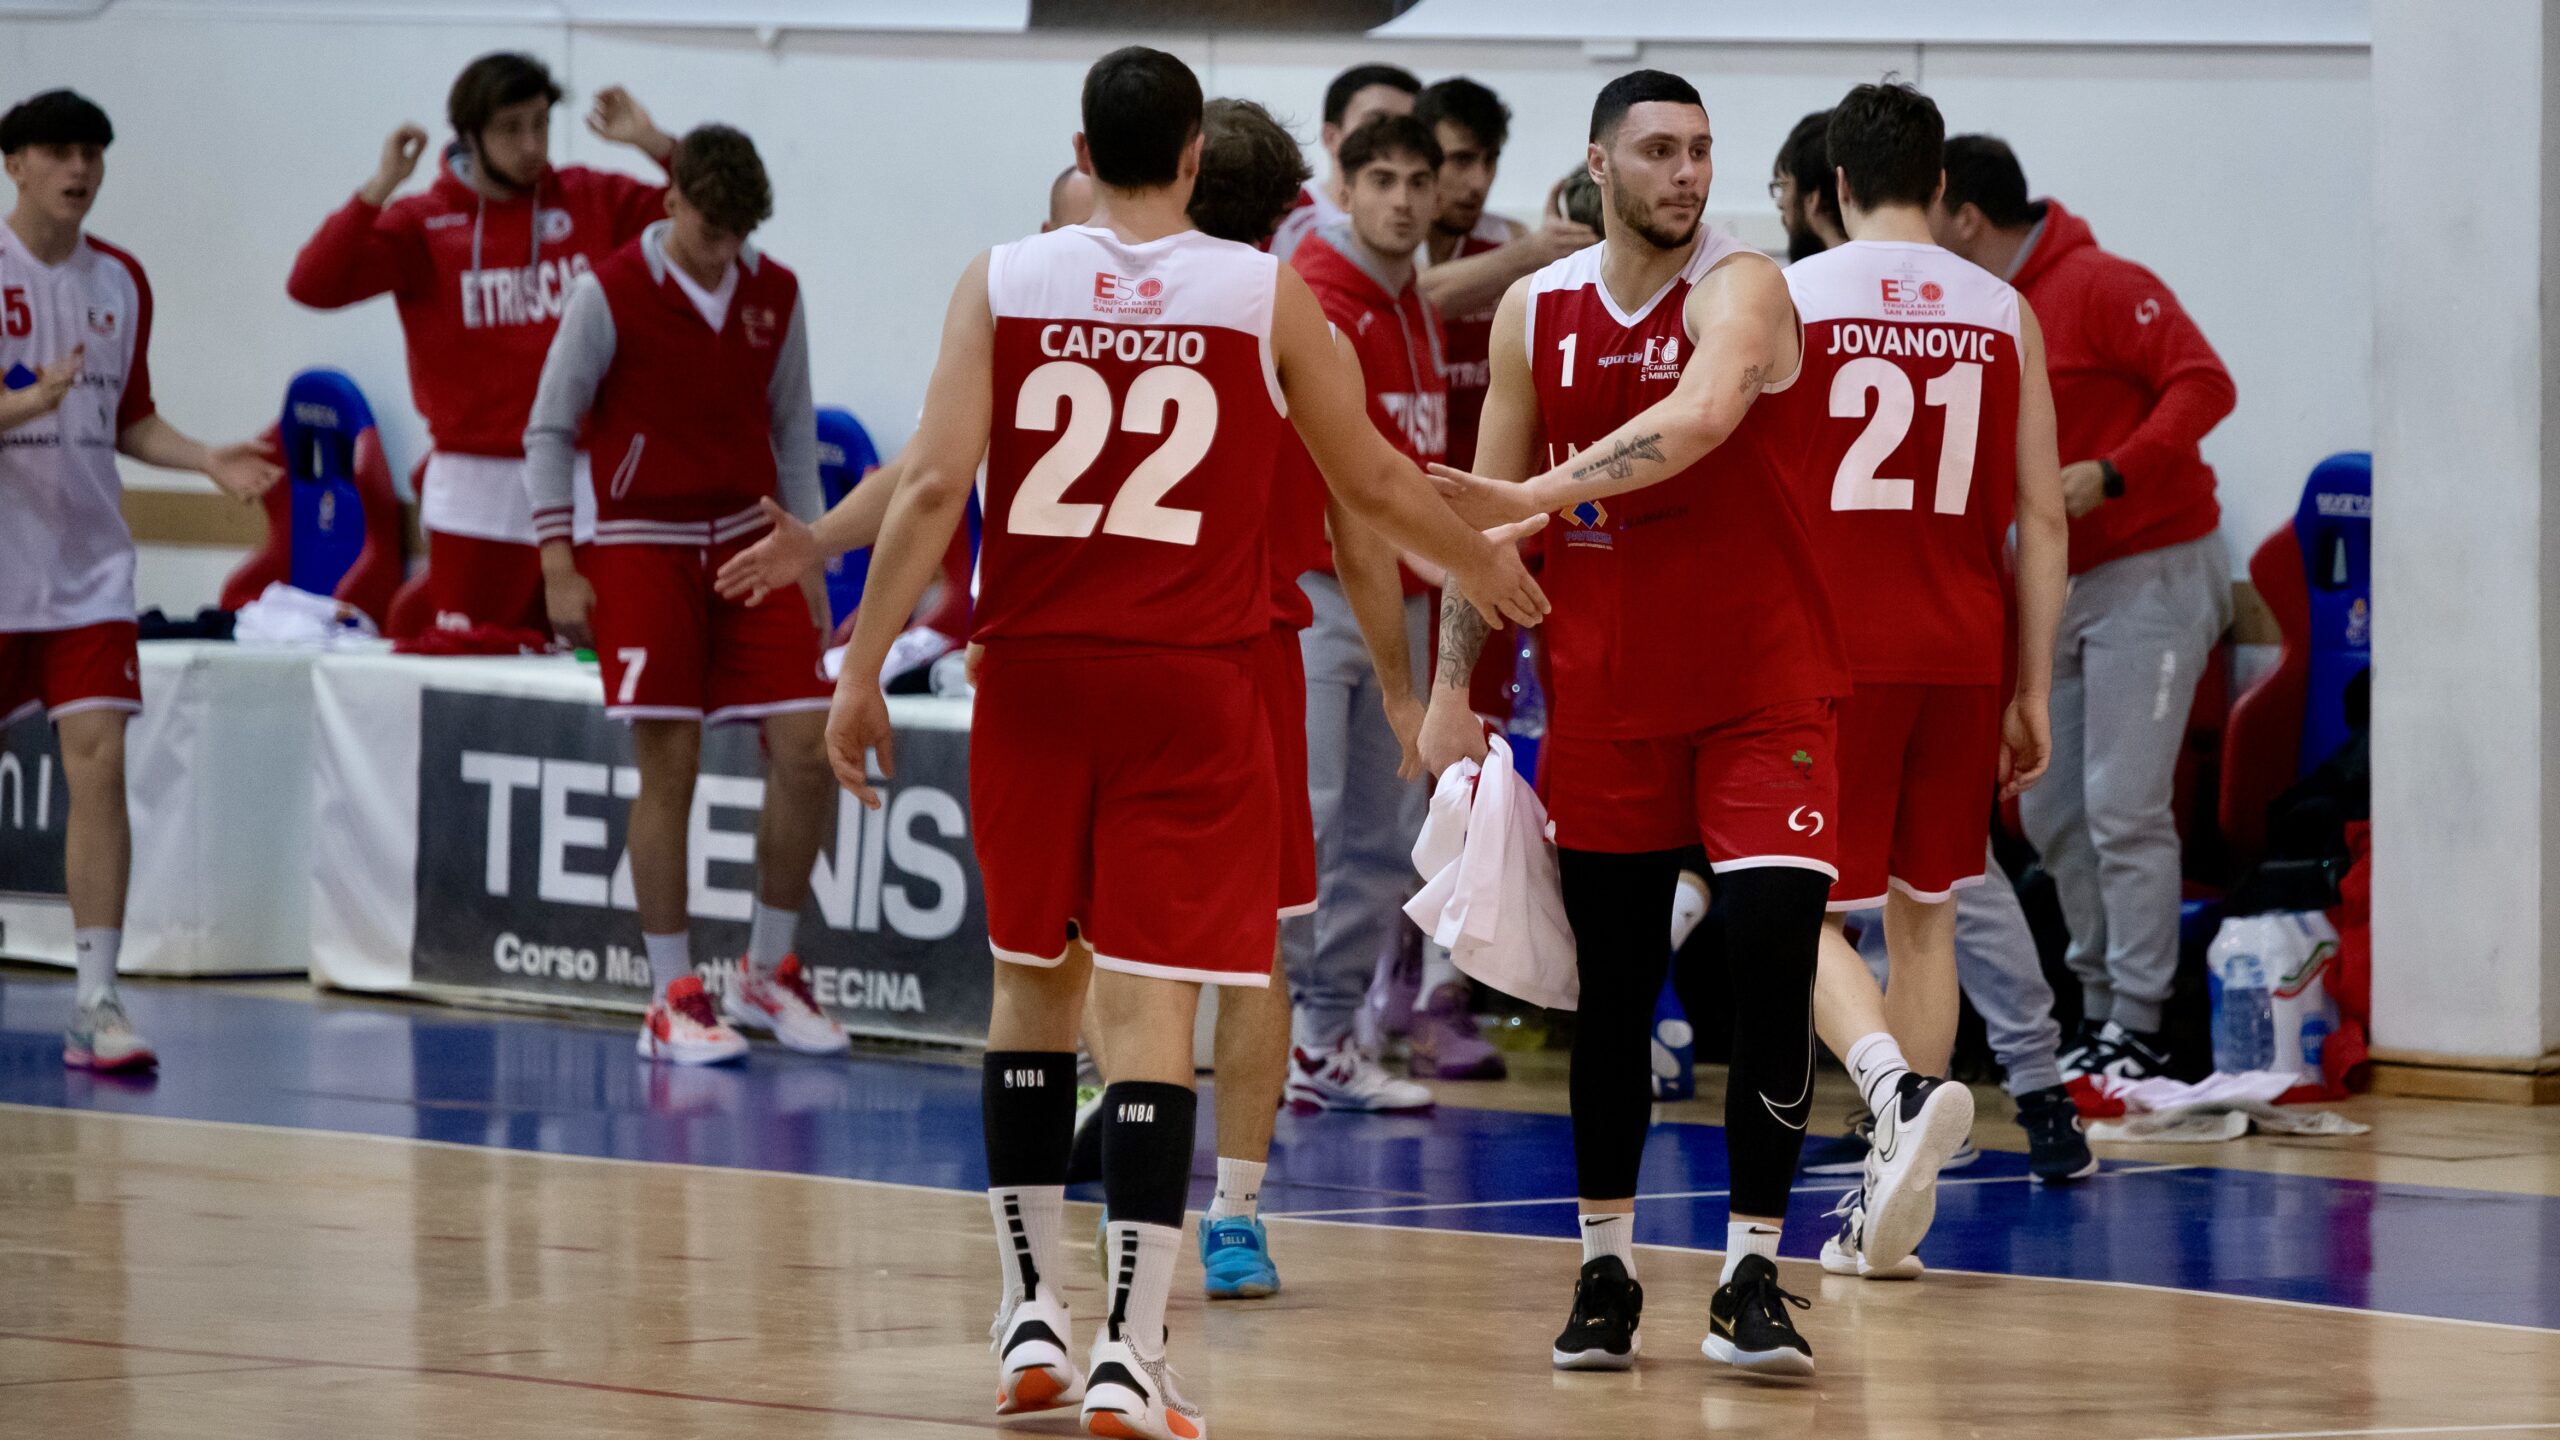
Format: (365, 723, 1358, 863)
(2099, 459, 2125, 500)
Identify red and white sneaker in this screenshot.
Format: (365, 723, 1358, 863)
(721, 955, 850, 1055)
(638, 975, 749, 1066)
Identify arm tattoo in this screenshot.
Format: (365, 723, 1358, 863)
(1738, 362, 1769, 396)
(1568, 431, 1667, 484)
(1437, 595, 1493, 689)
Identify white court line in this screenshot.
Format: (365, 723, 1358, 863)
(11, 1104, 2560, 1340)
(1265, 1160, 2199, 1220)
(2142, 1425, 2560, 1440)
(2140, 1414, 2560, 1424)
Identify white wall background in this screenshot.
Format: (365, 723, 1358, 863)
(2, 6, 2369, 608)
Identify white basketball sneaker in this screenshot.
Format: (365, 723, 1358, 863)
(1858, 1073, 1975, 1270)
(1082, 1329, 1206, 1440)
(636, 975, 749, 1066)
(992, 1285, 1084, 1415)
(64, 991, 156, 1073)
(721, 955, 850, 1054)
(1817, 1186, 1925, 1280)
(1284, 1034, 1432, 1113)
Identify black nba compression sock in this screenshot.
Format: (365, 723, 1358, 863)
(1100, 1081, 1197, 1346)
(983, 1051, 1077, 1301)
(1697, 867, 1831, 1218)
(1557, 848, 1686, 1201)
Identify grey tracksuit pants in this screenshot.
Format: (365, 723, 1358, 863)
(2017, 534, 2232, 1035)
(1285, 575, 1431, 1048)
(1851, 845, 2065, 1098)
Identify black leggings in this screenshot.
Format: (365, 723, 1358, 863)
(1558, 848, 1828, 1219)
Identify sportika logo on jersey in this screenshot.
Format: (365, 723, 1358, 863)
(1090, 271, 1166, 318)
(84, 306, 120, 339)
(1596, 336, 1683, 383)
(460, 252, 594, 330)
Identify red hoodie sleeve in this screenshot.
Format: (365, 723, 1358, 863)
(2083, 257, 2236, 487)
(287, 195, 428, 309)
(598, 161, 674, 248)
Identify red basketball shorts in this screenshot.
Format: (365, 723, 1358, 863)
(584, 539, 831, 726)
(970, 642, 1278, 987)
(1829, 682, 2000, 911)
(1254, 623, 1318, 918)
(1542, 696, 1840, 880)
(0, 621, 142, 725)
(423, 530, 548, 635)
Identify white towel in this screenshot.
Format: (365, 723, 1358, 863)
(1404, 735, 1578, 1011)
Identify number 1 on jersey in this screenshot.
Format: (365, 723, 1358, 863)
(1829, 357, 1984, 515)
(1008, 359, 1217, 546)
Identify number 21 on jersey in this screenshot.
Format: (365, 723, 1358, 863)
(1829, 357, 1982, 515)
(1006, 358, 1217, 546)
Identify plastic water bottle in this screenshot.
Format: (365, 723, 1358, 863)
(2208, 933, 2277, 1074)
(1503, 640, 1544, 786)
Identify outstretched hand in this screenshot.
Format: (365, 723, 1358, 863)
(714, 498, 820, 605)
(1428, 462, 1548, 532)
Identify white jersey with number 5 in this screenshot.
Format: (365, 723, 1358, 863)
(975, 224, 1286, 650)
(1786, 239, 2022, 686)
(0, 225, 155, 632)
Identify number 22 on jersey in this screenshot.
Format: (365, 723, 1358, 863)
(1006, 359, 1218, 546)
(1829, 356, 1982, 516)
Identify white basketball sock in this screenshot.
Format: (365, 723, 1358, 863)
(1722, 1220, 1782, 1282)
(988, 1185, 1067, 1304)
(1578, 1210, 1636, 1275)
(747, 902, 798, 976)
(1845, 1031, 1911, 1120)
(73, 928, 120, 1008)
(644, 932, 693, 998)
(1207, 1158, 1265, 1221)
(1103, 1220, 1180, 1347)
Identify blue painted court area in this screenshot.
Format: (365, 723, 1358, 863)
(4, 972, 2555, 1333)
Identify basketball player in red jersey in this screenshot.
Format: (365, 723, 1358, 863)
(288, 54, 677, 635)
(523, 126, 846, 1067)
(1422, 69, 1852, 1380)
(1780, 82, 2066, 1277)
(826, 49, 1545, 1440)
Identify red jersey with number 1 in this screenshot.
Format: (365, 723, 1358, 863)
(1783, 241, 2022, 685)
(976, 224, 1286, 650)
(1525, 228, 1846, 740)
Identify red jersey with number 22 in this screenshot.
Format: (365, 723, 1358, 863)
(1526, 228, 1846, 740)
(1784, 241, 2022, 685)
(976, 225, 1287, 649)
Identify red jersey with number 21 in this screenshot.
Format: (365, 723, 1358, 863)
(1526, 228, 1847, 740)
(1784, 241, 2022, 685)
(976, 225, 1287, 650)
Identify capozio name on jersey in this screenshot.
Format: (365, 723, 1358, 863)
(1038, 322, 1209, 366)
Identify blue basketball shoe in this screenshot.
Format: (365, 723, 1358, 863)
(1197, 1214, 1281, 1299)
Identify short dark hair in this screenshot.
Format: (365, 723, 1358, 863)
(1827, 81, 1943, 212)
(1590, 68, 1703, 144)
(1322, 63, 1421, 126)
(447, 52, 561, 141)
(1942, 133, 2038, 227)
(1774, 110, 1838, 225)
(1082, 46, 1202, 190)
(1416, 76, 1509, 154)
(670, 124, 773, 236)
(1189, 99, 1310, 246)
(1337, 113, 1442, 176)
(0, 89, 112, 155)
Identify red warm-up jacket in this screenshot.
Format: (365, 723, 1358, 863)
(2011, 199, 2236, 574)
(286, 148, 667, 458)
